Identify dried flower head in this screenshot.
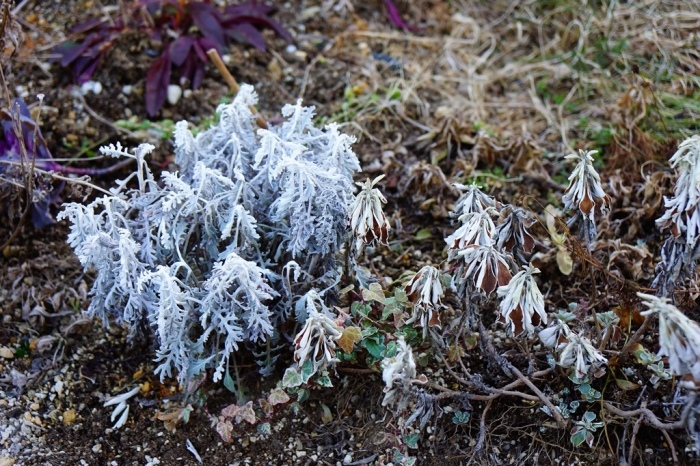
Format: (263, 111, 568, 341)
(457, 243, 512, 295)
(381, 337, 417, 406)
(562, 150, 610, 243)
(558, 331, 607, 379)
(638, 292, 700, 382)
(404, 266, 447, 338)
(350, 174, 390, 253)
(293, 293, 343, 374)
(656, 136, 700, 245)
(497, 265, 547, 337)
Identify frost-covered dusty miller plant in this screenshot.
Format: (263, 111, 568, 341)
(653, 135, 700, 296)
(60, 85, 368, 385)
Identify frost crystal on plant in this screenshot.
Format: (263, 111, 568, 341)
(445, 209, 497, 253)
(350, 174, 390, 253)
(558, 331, 607, 379)
(562, 149, 610, 244)
(497, 265, 547, 337)
(451, 183, 497, 218)
(653, 135, 700, 296)
(496, 206, 535, 263)
(293, 291, 343, 374)
(404, 266, 446, 339)
(638, 292, 700, 381)
(456, 243, 512, 295)
(381, 337, 417, 407)
(60, 85, 362, 386)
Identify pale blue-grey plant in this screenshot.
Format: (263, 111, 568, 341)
(60, 85, 365, 386)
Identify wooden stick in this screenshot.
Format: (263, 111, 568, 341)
(206, 48, 268, 129)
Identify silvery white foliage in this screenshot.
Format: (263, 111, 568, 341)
(103, 386, 141, 429)
(653, 135, 700, 296)
(138, 263, 196, 383)
(350, 175, 390, 254)
(638, 292, 700, 381)
(174, 85, 260, 182)
(558, 332, 607, 379)
(404, 266, 447, 339)
(496, 206, 536, 264)
(293, 291, 343, 374)
(657, 136, 700, 246)
(200, 253, 278, 382)
(538, 312, 574, 349)
(451, 183, 498, 218)
(456, 243, 513, 295)
(62, 87, 363, 386)
(497, 265, 547, 337)
(445, 209, 497, 256)
(562, 149, 610, 244)
(381, 337, 417, 407)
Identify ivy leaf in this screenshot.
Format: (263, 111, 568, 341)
(282, 367, 302, 388)
(337, 327, 362, 353)
(297, 388, 310, 403)
(362, 334, 386, 359)
(257, 422, 271, 435)
(234, 401, 256, 424)
(300, 359, 315, 383)
(362, 283, 385, 304)
(268, 387, 290, 406)
(403, 432, 420, 449)
(216, 419, 234, 443)
(316, 374, 333, 387)
(384, 340, 398, 358)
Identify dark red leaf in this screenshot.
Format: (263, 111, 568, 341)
(69, 18, 106, 35)
(74, 56, 102, 83)
(192, 38, 208, 63)
(224, 2, 276, 17)
(54, 33, 103, 66)
(197, 36, 221, 58)
(170, 35, 195, 66)
(189, 2, 225, 47)
(383, 0, 417, 31)
(192, 61, 205, 90)
(145, 50, 172, 116)
(224, 14, 292, 43)
(227, 23, 266, 51)
(179, 52, 197, 87)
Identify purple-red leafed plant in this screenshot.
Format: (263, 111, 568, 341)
(54, 0, 291, 116)
(383, 0, 417, 31)
(0, 99, 130, 227)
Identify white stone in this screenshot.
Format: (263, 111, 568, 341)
(121, 85, 133, 95)
(167, 84, 182, 105)
(80, 81, 102, 95)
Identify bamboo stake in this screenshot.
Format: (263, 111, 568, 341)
(206, 48, 268, 130)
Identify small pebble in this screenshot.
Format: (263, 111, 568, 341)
(0, 347, 13, 359)
(121, 85, 133, 95)
(80, 81, 102, 95)
(62, 409, 77, 425)
(167, 84, 182, 105)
